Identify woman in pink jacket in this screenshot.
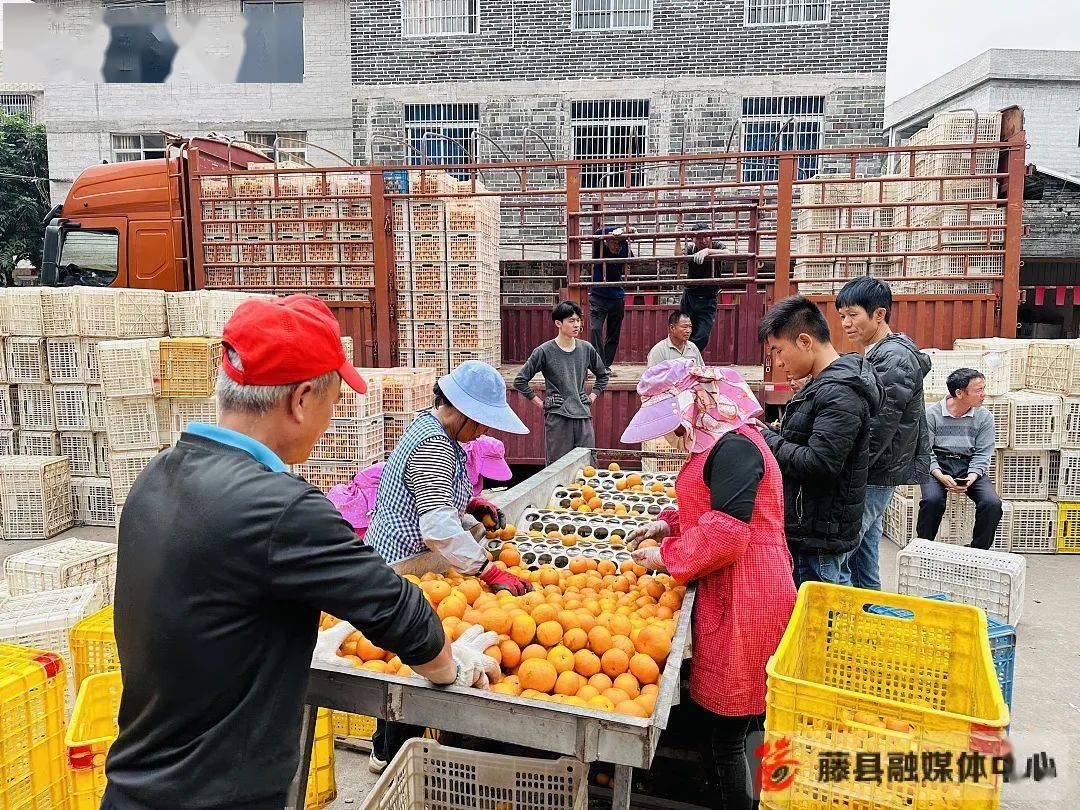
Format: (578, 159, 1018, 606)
(622, 359, 797, 810)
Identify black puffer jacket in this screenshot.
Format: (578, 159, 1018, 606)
(866, 334, 933, 485)
(764, 353, 883, 555)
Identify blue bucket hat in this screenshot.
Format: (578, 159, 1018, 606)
(439, 360, 529, 435)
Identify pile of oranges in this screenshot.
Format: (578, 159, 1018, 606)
(326, 554, 684, 719)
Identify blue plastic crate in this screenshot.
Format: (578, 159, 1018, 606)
(865, 593, 1015, 710)
(383, 169, 409, 194)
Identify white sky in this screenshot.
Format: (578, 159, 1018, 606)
(2, 0, 1078, 100)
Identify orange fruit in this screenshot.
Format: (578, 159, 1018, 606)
(484, 645, 502, 666)
(561, 534, 578, 547)
(636, 626, 672, 662)
(577, 684, 599, 702)
(481, 608, 513, 635)
(608, 462, 620, 472)
(639, 576, 665, 600)
(569, 497, 582, 510)
(538, 567, 561, 587)
(583, 466, 597, 477)
(601, 648, 630, 678)
(437, 597, 467, 620)
(650, 482, 665, 493)
(531, 603, 558, 625)
(627, 474, 642, 487)
(659, 590, 682, 610)
(521, 644, 548, 662)
(616, 700, 649, 718)
(613, 672, 641, 699)
(575, 611, 597, 633)
(607, 614, 633, 637)
(500, 639, 522, 670)
(547, 645, 576, 674)
(536, 621, 564, 647)
(641, 683, 658, 696)
(587, 673, 613, 691)
(554, 670, 583, 696)
(491, 680, 522, 696)
(499, 545, 521, 566)
(637, 538, 659, 549)
(573, 649, 601, 678)
(500, 524, 518, 541)
(510, 614, 536, 648)
(588, 625, 613, 655)
(342, 654, 363, 667)
(616, 479, 628, 491)
(603, 687, 631, 706)
(398, 664, 414, 677)
(666, 487, 677, 499)
(563, 627, 588, 652)
(569, 556, 590, 574)
(356, 636, 386, 661)
(635, 692, 657, 714)
(518, 658, 558, 693)
(458, 579, 482, 604)
(577, 504, 591, 513)
(452, 623, 471, 641)
(588, 695, 615, 712)
(629, 653, 660, 684)
(362, 660, 389, 673)
(421, 580, 452, 605)
(611, 635, 636, 658)
(587, 497, 603, 510)
(581, 486, 596, 502)
(557, 610, 581, 632)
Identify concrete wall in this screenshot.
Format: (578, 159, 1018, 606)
(1024, 172, 1080, 260)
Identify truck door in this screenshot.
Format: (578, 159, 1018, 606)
(54, 218, 127, 287)
(128, 219, 182, 291)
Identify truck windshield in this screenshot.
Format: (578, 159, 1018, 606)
(59, 231, 120, 287)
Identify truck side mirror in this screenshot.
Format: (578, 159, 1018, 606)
(40, 224, 61, 286)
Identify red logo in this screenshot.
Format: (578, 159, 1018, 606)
(756, 737, 800, 792)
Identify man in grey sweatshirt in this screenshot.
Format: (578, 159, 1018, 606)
(514, 300, 610, 464)
(916, 367, 1002, 549)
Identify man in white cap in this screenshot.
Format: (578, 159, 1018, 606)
(365, 359, 532, 771)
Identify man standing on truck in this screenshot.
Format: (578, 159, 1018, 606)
(103, 296, 500, 810)
(589, 225, 636, 367)
(680, 224, 731, 353)
(835, 277, 931, 589)
(516, 300, 610, 465)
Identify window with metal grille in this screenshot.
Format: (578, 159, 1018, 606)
(741, 95, 824, 182)
(405, 104, 480, 178)
(402, 0, 478, 36)
(0, 94, 35, 120)
(570, 100, 649, 188)
(245, 131, 308, 163)
(111, 133, 167, 162)
(744, 0, 828, 24)
(237, 0, 304, 83)
(572, 0, 652, 31)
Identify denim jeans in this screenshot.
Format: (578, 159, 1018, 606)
(792, 551, 851, 588)
(846, 484, 894, 590)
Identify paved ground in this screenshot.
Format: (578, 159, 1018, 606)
(11, 526, 1076, 807)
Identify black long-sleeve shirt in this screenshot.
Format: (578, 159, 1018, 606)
(105, 433, 443, 810)
(702, 432, 764, 522)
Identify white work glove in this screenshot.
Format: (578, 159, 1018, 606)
(626, 520, 670, 549)
(312, 620, 356, 667)
(449, 625, 502, 689)
(631, 545, 666, 571)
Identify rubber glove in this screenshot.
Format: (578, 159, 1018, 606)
(311, 619, 357, 667)
(466, 497, 505, 531)
(631, 545, 667, 572)
(449, 625, 502, 688)
(478, 561, 532, 595)
(626, 520, 671, 550)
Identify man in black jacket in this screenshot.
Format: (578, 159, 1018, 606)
(104, 296, 499, 810)
(836, 277, 932, 589)
(760, 295, 883, 586)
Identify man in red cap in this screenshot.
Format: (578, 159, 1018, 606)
(103, 295, 499, 810)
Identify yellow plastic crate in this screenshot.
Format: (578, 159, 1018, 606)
(64, 671, 336, 810)
(763, 584, 1008, 809)
(69, 605, 119, 691)
(0, 643, 68, 808)
(332, 710, 377, 740)
(158, 338, 223, 398)
(1056, 502, 1080, 552)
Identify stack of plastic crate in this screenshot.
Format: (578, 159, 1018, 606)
(297, 375, 384, 493)
(353, 367, 435, 459)
(0, 455, 74, 540)
(790, 179, 868, 294)
(4, 538, 117, 603)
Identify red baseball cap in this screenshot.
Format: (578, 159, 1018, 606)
(221, 295, 367, 393)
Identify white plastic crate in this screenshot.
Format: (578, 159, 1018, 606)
(85, 339, 103, 384)
(943, 494, 1009, 551)
(5, 336, 48, 383)
(310, 417, 384, 464)
(17, 385, 55, 430)
(0, 386, 12, 430)
(204, 290, 274, 337)
(882, 489, 917, 546)
(896, 538, 1026, 625)
(73, 477, 117, 527)
(357, 368, 436, 414)
(0, 582, 105, 705)
(0, 455, 74, 539)
(165, 291, 210, 337)
(94, 433, 109, 477)
(1048, 450, 1061, 497)
(383, 412, 423, 455)
(1062, 397, 1080, 448)
(88, 387, 107, 432)
(1025, 340, 1076, 394)
(40, 288, 80, 337)
(76, 288, 168, 338)
(156, 399, 174, 447)
(46, 337, 90, 383)
(171, 398, 219, 436)
(4, 538, 117, 601)
(450, 320, 500, 350)
(97, 339, 160, 398)
(0, 350, 6, 384)
(364, 739, 588, 810)
(1005, 391, 1060, 449)
(996, 450, 1049, 500)
(922, 349, 1011, 397)
(981, 396, 1012, 448)
(18, 430, 60, 457)
(108, 449, 158, 505)
(1006, 500, 1057, 554)
(53, 385, 92, 432)
(60, 431, 97, 477)
(0, 288, 45, 336)
(334, 378, 382, 421)
(1055, 450, 1080, 501)
(294, 460, 359, 493)
(104, 397, 161, 451)
(0, 430, 14, 456)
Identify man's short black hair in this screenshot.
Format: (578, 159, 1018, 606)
(757, 295, 832, 344)
(947, 368, 985, 397)
(835, 276, 893, 324)
(552, 300, 583, 323)
(668, 310, 691, 328)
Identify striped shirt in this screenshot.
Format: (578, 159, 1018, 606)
(925, 398, 996, 477)
(403, 434, 459, 515)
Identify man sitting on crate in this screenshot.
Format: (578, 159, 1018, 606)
(917, 367, 1003, 549)
(103, 295, 501, 810)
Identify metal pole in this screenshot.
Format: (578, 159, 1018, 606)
(284, 704, 317, 809)
(566, 165, 583, 306)
(999, 124, 1027, 339)
(369, 171, 396, 366)
(770, 154, 796, 383)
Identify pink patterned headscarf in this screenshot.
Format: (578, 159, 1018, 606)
(620, 359, 763, 455)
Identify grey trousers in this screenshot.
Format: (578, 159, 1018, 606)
(544, 413, 595, 465)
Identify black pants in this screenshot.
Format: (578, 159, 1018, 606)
(588, 294, 625, 368)
(680, 290, 719, 353)
(917, 474, 1003, 549)
(693, 701, 764, 810)
(372, 719, 425, 763)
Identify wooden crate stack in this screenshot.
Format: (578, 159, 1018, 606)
(393, 172, 501, 374)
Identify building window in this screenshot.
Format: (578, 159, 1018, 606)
(402, 0, 478, 37)
(571, 99, 649, 188)
(101, 1, 177, 83)
(245, 131, 308, 163)
(405, 104, 480, 177)
(572, 0, 652, 31)
(237, 0, 304, 83)
(741, 95, 824, 182)
(744, 0, 828, 25)
(0, 93, 35, 121)
(111, 133, 167, 162)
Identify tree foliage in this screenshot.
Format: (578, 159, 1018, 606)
(0, 114, 49, 286)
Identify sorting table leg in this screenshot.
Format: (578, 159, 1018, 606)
(611, 764, 633, 809)
(284, 703, 318, 810)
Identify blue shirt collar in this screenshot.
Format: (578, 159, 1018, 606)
(185, 423, 289, 472)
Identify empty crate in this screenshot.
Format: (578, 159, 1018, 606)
(1005, 500, 1057, 554)
(54, 386, 92, 432)
(158, 338, 223, 398)
(923, 349, 1012, 397)
(6, 337, 48, 383)
(97, 340, 160, 398)
(1005, 391, 1060, 449)
(0, 456, 74, 539)
(4, 538, 117, 602)
(73, 478, 117, 528)
(104, 398, 160, 451)
(46, 337, 91, 384)
(996, 450, 1049, 499)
